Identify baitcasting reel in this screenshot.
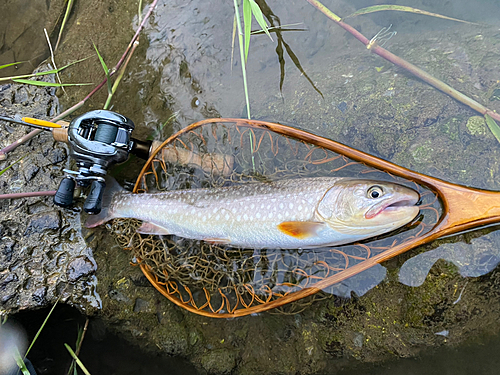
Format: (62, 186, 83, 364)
(53, 110, 152, 214)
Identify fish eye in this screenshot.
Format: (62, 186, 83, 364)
(367, 185, 384, 199)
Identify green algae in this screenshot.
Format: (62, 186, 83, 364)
(466, 115, 489, 136)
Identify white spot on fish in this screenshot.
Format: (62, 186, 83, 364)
(225, 213, 230, 220)
(279, 203, 284, 209)
(298, 205, 303, 211)
(289, 203, 293, 209)
(243, 214, 248, 220)
(237, 215, 241, 221)
(256, 213, 261, 219)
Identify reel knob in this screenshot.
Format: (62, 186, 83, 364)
(54, 178, 75, 208)
(83, 180, 106, 214)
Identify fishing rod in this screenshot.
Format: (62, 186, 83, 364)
(0, 110, 154, 214)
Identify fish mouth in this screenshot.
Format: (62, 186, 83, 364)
(365, 191, 420, 220)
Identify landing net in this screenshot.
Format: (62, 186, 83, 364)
(110, 119, 442, 317)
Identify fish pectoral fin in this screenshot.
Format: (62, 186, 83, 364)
(137, 222, 171, 235)
(277, 221, 325, 239)
(203, 237, 231, 245)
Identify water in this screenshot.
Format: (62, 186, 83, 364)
(3, 0, 500, 373)
(9, 305, 200, 375)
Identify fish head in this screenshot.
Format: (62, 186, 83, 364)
(317, 179, 420, 237)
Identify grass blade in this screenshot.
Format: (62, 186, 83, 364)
(65, 344, 92, 375)
(0, 57, 89, 83)
(0, 155, 26, 176)
(25, 297, 60, 358)
(243, 0, 252, 62)
(36, 57, 90, 76)
(103, 40, 140, 109)
(13, 347, 30, 375)
(0, 61, 26, 70)
(233, 0, 251, 119)
(343, 5, 478, 24)
(12, 79, 92, 87)
(248, 0, 272, 40)
(485, 114, 500, 144)
(231, 14, 237, 68)
(93, 43, 112, 95)
(55, 0, 74, 52)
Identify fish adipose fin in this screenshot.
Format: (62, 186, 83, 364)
(85, 177, 125, 228)
(137, 222, 171, 235)
(277, 221, 325, 239)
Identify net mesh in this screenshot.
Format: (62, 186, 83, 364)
(109, 120, 442, 317)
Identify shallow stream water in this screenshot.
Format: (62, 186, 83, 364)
(3, 0, 500, 374)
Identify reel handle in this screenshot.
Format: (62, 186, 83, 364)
(53, 178, 75, 208)
(83, 180, 106, 214)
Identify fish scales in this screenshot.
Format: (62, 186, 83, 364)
(88, 176, 420, 249)
(112, 177, 340, 248)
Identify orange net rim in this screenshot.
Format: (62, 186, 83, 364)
(133, 118, 500, 318)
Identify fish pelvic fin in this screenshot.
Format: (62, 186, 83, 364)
(277, 221, 325, 239)
(203, 238, 231, 245)
(85, 176, 125, 228)
(137, 222, 171, 235)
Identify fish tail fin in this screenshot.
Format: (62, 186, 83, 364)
(85, 176, 125, 228)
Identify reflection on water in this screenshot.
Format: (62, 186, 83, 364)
(400, 235, 500, 287)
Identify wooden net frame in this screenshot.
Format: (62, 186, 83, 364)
(118, 118, 500, 318)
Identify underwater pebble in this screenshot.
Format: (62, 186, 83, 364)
(133, 298, 150, 313)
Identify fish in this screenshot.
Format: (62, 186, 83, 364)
(86, 177, 420, 249)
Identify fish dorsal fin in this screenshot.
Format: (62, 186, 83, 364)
(277, 221, 325, 239)
(137, 222, 171, 235)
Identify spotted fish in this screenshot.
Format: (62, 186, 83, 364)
(86, 177, 420, 249)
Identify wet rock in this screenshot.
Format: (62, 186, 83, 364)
(0, 273, 18, 289)
(1, 239, 16, 264)
(23, 164, 40, 182)
(200, 349, 237, 375)
(31, 286, 47, 305)
(67, 256, 97, 282)
(0, 79, 100, 314)
(24, 211, 61, 235)
(47, 148, 67, 164)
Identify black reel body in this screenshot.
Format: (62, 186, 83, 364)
(54, 110, 135, 214)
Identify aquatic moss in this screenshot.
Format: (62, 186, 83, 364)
(466, 115, 488, 136)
